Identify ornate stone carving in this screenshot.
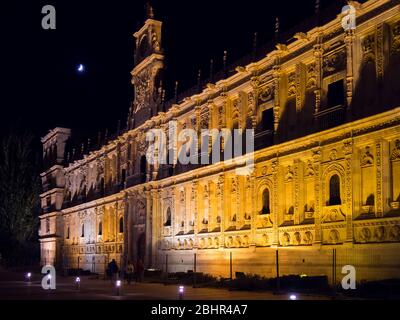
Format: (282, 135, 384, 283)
(391, 140, 400, 161)
(306, 63, 317, 89)
(329, 149, 339, 161)
(374, 226, 386, 241)
(281, 232, 290, 246)
(322, 206, 346, 223)
(359, 227, 372, 242)
(329, 229, 340, 244)
(361, 146, 374, 166)
(323, 49, 346, 76)
(133, 69, 151, 113)
(287, 72, 296, 97)
(200, 111, 209, 130)
(391, 21, 400, 54)
(304, 231, 313, 244)
(285, 166, 294, 182)
(376, 142, 383, 216)
(342, 140, 353, 156)
(258, 85, 273, 104)
(247, 91, 256, 117)
(389, 225, 400, 241)
(294, 232, 301, 245)
(305, 160, 315, 177)
(261, 234, 269, 246)
(362, 34, 375, 63)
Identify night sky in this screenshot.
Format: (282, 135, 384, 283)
(1, 0, 346, 144)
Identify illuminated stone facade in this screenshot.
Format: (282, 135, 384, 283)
(39, 0, 400, 282)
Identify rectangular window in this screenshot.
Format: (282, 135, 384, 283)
(261, 108, 274, 131)
(327, 79, 345, 108)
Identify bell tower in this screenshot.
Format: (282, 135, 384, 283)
(129, 2, 164, 129)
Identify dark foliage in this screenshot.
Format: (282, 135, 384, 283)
(0, 128, 41, 266)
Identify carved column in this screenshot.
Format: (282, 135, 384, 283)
(170, 186, 176, 248)
(195, 105, 201, 154)
(217, 174, 225, 248)
(343, 139, 354, 243)
(375, 139, 390, 218)
(191, 180, 199, 247)
(247, 90, 257, 129)
(123, 194, 129, 265)
(272, 159, 279, 246)
(150, 189, 160, 268)
(313, 37, 324, 114)
(294, 159, 302, 225)
(344, 29, 356, 109)
(248, 173, 256, 246)
(249, 77, 260, 129)
(145, 189, 152, 267)
(272, 62, 281, 134)
(295, 63, 306, 113)
(312, 148, 322, 244)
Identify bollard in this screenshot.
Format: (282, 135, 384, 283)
(75, 277, 81, 290)
(178, 285, 184, 300)
(116, 280, 121, 296)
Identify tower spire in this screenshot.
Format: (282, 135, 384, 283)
(252, 32, 258, 62)
(146, 1, 154, 19)
(275, 17, 280, 39)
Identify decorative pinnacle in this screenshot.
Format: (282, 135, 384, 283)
(275, 17, 280, 37)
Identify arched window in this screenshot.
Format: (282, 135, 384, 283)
(261, 188, 270, 214)
(329, 174, 341, 205)
(164, 207, 172, 226)
(119, 217, 124, 233)
(66, 227, 70, 239)
(81, 224, 85, 237)
(98, 221, 102, 236)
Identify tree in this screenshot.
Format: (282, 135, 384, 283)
(0, 129, 40, 265)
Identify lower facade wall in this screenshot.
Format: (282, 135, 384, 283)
(60, 253, 124, 274)
(157, 244, 400, 283)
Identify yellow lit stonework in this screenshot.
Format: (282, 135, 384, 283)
(39, 0, 400, 283)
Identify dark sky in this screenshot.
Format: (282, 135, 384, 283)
(0, 0, 345, 144)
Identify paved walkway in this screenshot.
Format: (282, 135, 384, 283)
(0, 269, 335, 300)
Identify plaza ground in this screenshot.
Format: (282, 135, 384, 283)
(0, 268, 340, 300)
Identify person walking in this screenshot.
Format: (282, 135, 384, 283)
(109, 259, 119, 281)
(126, 261, 135, 285)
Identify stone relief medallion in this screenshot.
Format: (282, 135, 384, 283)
(262, 234, 269, 246)
(329, 229, 340, 244)
(329, 149, 338, 161)
(359, 227, 372, 242)
(226, 236, 233, 248)
(304, 231, 313, 244)
(294, 232, 301, 245)
(389, 225, 400, 241)
(374, 226, 386, 241)
(243, 235, 249, 247)
(281, 232, 290, 246)
(199, 238, 205, 248)
(235, 236, 242, 247)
